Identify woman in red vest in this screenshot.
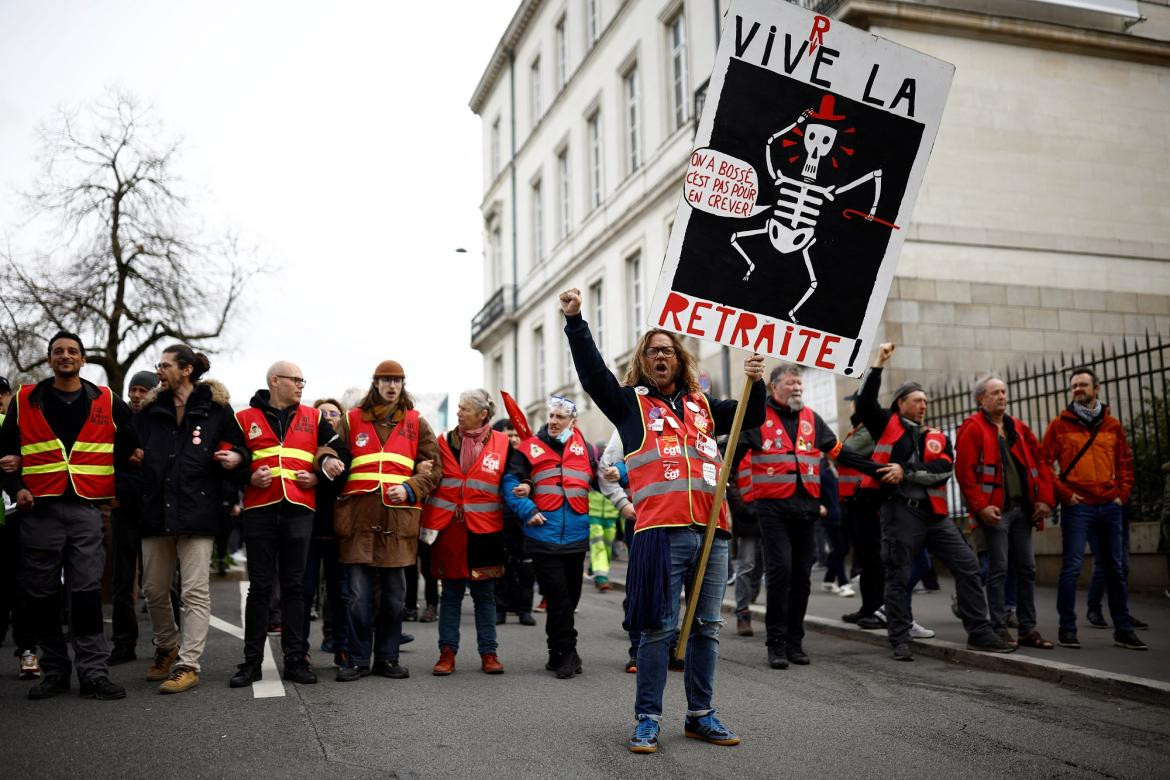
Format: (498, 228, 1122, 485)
(421, 389, 521, 676)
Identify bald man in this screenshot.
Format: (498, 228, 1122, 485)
(229, 361, 347, 688)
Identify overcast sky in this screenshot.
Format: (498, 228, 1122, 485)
(0, 0, 517, 414)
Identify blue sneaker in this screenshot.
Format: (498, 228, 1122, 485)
(684, 711, 741, 746)
(628, 717, 660, 753)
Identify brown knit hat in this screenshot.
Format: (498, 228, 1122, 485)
(373, 360, 405, 378)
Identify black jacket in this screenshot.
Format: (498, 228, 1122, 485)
(133, 380, 248, 537)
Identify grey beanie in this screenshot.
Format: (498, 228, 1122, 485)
(890, 381, 924, 409)
(129, 370, 160, 390)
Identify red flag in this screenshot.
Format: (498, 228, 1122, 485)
(499, 390, 532, 440)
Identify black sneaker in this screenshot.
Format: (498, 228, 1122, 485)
(1058, 630, 1080, 649)
(1114, 630, 1148, 651)
(335, 665, 367, 682)
(229, 661, 262, 688)
(372, 660, 410, 679)
(786, 645, 810, 665)
(967, 636, 1017, 654)
(856, 614, 884, 630)
(1086, 609, 1108, 629)
(107, 646, 137, 666)
(283, 662, 318, 685)
(555, 649, 582, 680)
(517, 612, 537, 626)
(28, 673, 71, 700)
(403, 608, 419, 622)
(545, 651, 562, 671)
(767, 647, 789, 670)
(841, 611, 863, 624)
(79, 676, 127, 700)
(892, 643, 914, 662)
(1130, 616, 1149, 630)
(400, 634, 414, 645)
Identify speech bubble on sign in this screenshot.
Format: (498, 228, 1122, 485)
(683, 147, 770, 219)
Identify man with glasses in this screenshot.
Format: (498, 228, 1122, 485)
(230, 361, 347, 688)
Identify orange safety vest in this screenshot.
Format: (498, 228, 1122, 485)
(958, 412, 1045, 512)
(837, 426, 881, 499)
(236, 405, 320, 511)
(871, 415, 950, 516)
(749, 405, 822, 500)
(624, 389, 729, 534)
(736, 451, 755, 504)
(519, 428, 591, 514)
(420, 430, 507, 534)
(342, 408, 422, 508)
(16, 384, 116, 500)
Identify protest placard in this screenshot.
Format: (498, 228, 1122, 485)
(650, 0, 955, 375)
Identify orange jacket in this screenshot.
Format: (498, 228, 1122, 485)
(1039, 406, 1133, 505)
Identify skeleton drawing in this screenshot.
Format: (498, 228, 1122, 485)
(730, 94, 886, 323)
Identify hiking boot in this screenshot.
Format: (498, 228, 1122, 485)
(159, 665, 200, 694)
(481, 653, 505, 674)
(517, 612, 537, 626)
(1114, 630, 1148, 651)
(229, 661, 262, 688)
(372, 660, 410, 678)
(684, 711, 741, 746)
(892, 643, 914, 662)
(555, 649, 582, 679)
(28, 673, 70, 700)
(432, 647, 456, 676)
(736, 617, 753, 637)
(1086, 608, 1108, 629)
(79, 676, 127, 700)
(786, 645, 810, 665)
(419, 605, 438, 623)
(1058, 630, 1080, 649)
(628, 717, 660, 754)
(19, 650, 42, 680)
(282, 661, 318, 684)
(767, 646, 789, 670)
(335, 664, 368, 682)
(147, 647, 179, 681)
(108, 645, 137, 666)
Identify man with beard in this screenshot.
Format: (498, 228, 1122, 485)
(560, 287, 767, 754)
(230, 361, 346, 688)
(740, 365, 874, 669)
(0, 331, 139, 700)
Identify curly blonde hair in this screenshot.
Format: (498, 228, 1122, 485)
(622, 329, 700, 394)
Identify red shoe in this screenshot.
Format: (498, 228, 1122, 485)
(624, 657, 637, 674)
(432, 647, 456, 676)
(480, 653, 505, 674)
(534, 598, 547, 613)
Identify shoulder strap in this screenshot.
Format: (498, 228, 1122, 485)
(1058, 425, 1101, 483)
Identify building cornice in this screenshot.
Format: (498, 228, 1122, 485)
(840, 0, 1170, 65)
(470, 0, 544, 116)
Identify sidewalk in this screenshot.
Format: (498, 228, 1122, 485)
(605, 557, 1170, 707)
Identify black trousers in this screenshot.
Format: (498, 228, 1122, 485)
(0, 513, 36, 654)
(495, 527, 535, 616)
(532, 551, 585, 655)
(109, 507, 139, 652)
(404, 543, 439, 610)
(756, 502, 818, 650)
(844, 491, 885, 616)
(242, 504, 313, 663)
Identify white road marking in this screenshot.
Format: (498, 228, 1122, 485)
(205, 580, 287, 698)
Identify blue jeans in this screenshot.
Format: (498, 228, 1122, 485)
(345, 564, 406, 666)
(438, 578, 498, 656)
(635, 528, 728, 720)
(1057, 503, 1131, 633)
(1088, 509, 1131, 612)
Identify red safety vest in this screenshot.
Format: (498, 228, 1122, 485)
(871, 415, 950, 516)
(837, 426, 881, 499)
(736, 451, 754, 504)
(236, 405, 320, 511)
(342, 409, 422, 508)
(957, 412, 1046, 513)
(624, 389, 729, 534)
(750, 405, 822, 500)
(519, 428, 591, 514)
(16, 384, 116, 500)
(420, 430, 507, 534)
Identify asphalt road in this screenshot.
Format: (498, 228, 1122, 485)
(1, 575, 1168, 779)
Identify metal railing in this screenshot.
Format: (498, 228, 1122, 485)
(927, 332, 1170, 522)
(470, 285, 515, 343)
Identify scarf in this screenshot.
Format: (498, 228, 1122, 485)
(1072, 400, 1103, 425)
(458, 423, 491, 474)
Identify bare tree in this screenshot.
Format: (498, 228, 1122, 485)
(0, 88, 248, 395)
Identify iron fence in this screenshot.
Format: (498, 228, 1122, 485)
(928, 332, 1170, 522)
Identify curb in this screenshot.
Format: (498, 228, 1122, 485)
(605, 575, 1170, 708)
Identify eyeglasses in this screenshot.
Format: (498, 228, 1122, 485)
(375, 376, 404, 385)
(155, 362, 175, 370)
(320, 409, 341, 419)
(276, 375, 307, 387)
(643, 346, 677, 358)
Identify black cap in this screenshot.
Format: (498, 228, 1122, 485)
(129, 370, 160, 390)
(0, 376, 10, 394)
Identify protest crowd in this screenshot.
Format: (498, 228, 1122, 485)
(0, 292, 1157, 754)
